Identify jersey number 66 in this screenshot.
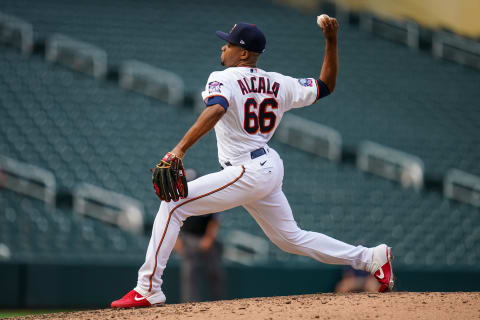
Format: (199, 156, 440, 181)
(244, 98, 278, 134)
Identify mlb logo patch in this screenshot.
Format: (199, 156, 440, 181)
(208, 81, 223, 93)
(298, 78, 313, 87)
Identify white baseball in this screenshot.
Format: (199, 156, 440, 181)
(317, 14, 329, 28)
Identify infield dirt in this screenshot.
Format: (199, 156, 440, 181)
(10, 292, 480, 320)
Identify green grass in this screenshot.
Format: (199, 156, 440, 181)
(0, 310, 70, 318)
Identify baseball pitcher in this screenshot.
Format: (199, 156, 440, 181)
(111, 16, 394, 308)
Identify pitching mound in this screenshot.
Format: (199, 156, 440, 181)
(14, 292, 480, 320)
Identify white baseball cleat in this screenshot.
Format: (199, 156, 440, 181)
(368, 244, 394, 292)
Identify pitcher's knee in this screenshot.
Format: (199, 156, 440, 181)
(283, 229, 308, 244)
(271, 236, 302, 254)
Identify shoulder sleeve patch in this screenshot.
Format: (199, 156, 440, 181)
(298, 78, 314, 87)
(208, 81, 224, 94)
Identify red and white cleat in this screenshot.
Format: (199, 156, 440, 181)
(369, 244, 394, 292)
(111, 289, 166, 308)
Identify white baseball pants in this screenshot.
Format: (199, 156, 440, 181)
(136, 147, 373, 295)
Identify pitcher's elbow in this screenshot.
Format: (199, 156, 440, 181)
(327, 81, 336, 93)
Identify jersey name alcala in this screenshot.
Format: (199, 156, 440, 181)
(237, 76, 280, 97)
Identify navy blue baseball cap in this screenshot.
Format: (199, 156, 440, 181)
(216, 23, 266, 53)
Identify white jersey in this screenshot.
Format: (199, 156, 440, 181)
(201, 67, 322, 163)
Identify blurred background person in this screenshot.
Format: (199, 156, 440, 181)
(174, 168, 224, 302)
(335, 266, 379, 293)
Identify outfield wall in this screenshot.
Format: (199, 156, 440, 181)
(1, 263, 479, 308)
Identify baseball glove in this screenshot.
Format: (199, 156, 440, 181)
(152, 152, 188, 202)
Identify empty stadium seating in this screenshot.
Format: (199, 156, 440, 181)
(1, 0, 478, 177)
(1, 0, 479, 272)
(0, 189, 149, 263)
(2, 0, 306, 91)
(0, 48, 219, 224)
(220, 140, 480, 269)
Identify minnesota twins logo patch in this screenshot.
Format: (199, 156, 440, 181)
(208, 81, 223, 93)
(298, 78, 313, 87)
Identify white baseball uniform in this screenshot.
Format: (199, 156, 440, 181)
(135, 67, 373, 298)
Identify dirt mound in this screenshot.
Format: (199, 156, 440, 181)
(13, 292, 480, 320)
